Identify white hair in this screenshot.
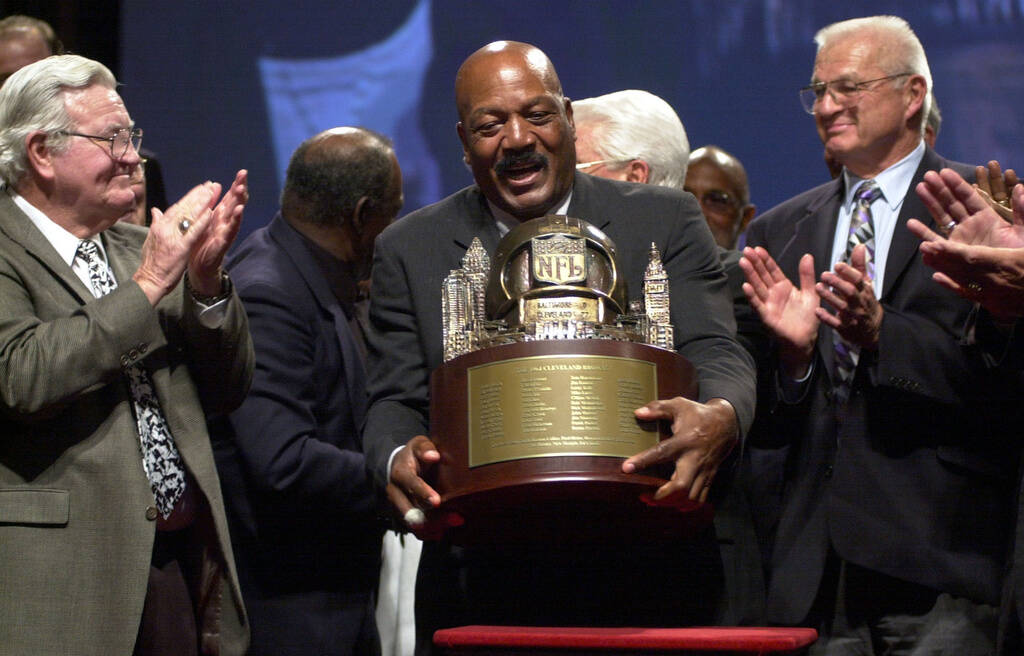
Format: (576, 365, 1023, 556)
(814, 15, 932, 135)
(0, 54, 117, 186)
(572, 89, 689, 190)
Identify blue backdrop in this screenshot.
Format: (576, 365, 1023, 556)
(121, 0, 1024, 239)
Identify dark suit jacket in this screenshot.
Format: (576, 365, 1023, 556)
(214, 214, 383, 655)
(744, 147, 1017, 625)
(364, 171, 756, 484)
(364, 172, 756, 648)
(0, 193, 252, 655)
(964, 314, 1024, 654)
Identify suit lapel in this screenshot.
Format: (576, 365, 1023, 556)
(566, 172, 612, 233)
(0, 193, 94, 303)
(102, 225, 143, 290)
(780, 180, 844, 385)
(565, 172, 610, 236)
(268, 214, 368, 427)
(781, 180, 844, 280)
(880, 148, 941, 300)
(450, 186, 502, 257)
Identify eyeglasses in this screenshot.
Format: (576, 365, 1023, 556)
(56, 127, 143, 159)
(799, 73, 912, 115)
(686, 188, 740, 213)
(576, 158, 634, 171)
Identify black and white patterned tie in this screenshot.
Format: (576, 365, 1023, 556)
(77, 240, 186, 517)
(832, 180, 882, 403)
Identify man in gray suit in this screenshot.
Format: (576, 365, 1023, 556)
(0, 55, 252, 655)
(363, 41, 755, 652)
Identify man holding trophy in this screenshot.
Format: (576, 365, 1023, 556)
(363, 40, 756, 652)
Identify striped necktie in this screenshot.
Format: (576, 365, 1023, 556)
(76, 239, 186, 517)
(833, 180, 882, 403)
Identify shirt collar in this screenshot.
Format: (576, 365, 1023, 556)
(841, 140, 926, 211)
(485, 187, 573, 236)
(9, 190, 105, 264)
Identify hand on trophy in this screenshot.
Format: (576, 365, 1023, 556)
(388, 435, 462, 538)
(622, 397, 738, 503)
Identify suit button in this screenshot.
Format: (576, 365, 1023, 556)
(120, 355, 131, 367)
(824, 465, 834, 479)
(137, 342, 148, 354)
(145, 506, 158, 521)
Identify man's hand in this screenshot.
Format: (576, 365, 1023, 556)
(622, 397, 738, 503)
(816, 244, 883, 349)
(188, 170, 249, 295)
(386, 434, 442, 525)
(915, 243, 1024, 320)
(740, 247, 820, 378)
(909, 168, 1024, 319)
(133, 181, 221, 305)
(913, 168, 1024, 249)
(975, 160, 1020, 223)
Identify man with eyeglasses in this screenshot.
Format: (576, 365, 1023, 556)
(685, 146, 756, 250)
(740, 15, 1012, 652)
(0, 15, 168, 220)
(825, 95, 942, 180)
(573, 89, 690, 189)
(0, 55, 253, 655)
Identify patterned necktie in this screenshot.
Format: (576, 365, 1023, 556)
(76, 240, 186, 517)
(832, 180, 882, 403)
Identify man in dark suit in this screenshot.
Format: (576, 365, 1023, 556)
(214, 128, 402, 655)
(0, 55, 251, 655)
(363, 41, 756, 652)
(741, 16, 1015, 653)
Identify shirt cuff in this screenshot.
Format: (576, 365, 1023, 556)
(779, 360, 814, 404)
(386, 445, 404, 483)
(195, 298, 228, 328)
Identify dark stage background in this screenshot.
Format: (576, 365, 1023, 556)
(6, 1, 1024, 238)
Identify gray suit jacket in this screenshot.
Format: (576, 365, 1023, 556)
(363, 171, 756, 485)
(0, 193, 253, 655)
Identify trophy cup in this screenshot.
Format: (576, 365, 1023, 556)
(429, 215, 706, 543)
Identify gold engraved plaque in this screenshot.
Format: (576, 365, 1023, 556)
(466, 353, 658, 467)
(522, 297, 600, 325)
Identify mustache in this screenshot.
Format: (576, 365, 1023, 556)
(494, 151, 548, 176)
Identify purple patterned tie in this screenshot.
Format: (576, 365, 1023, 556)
(833, 180, 882, 402)
(76, 240, 186, 517)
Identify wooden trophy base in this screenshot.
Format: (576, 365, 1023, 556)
(429, 339, 710, 544)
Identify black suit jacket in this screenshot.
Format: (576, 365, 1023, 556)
(745, 148, 1017, 625)
(214, 214, 382, 655)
